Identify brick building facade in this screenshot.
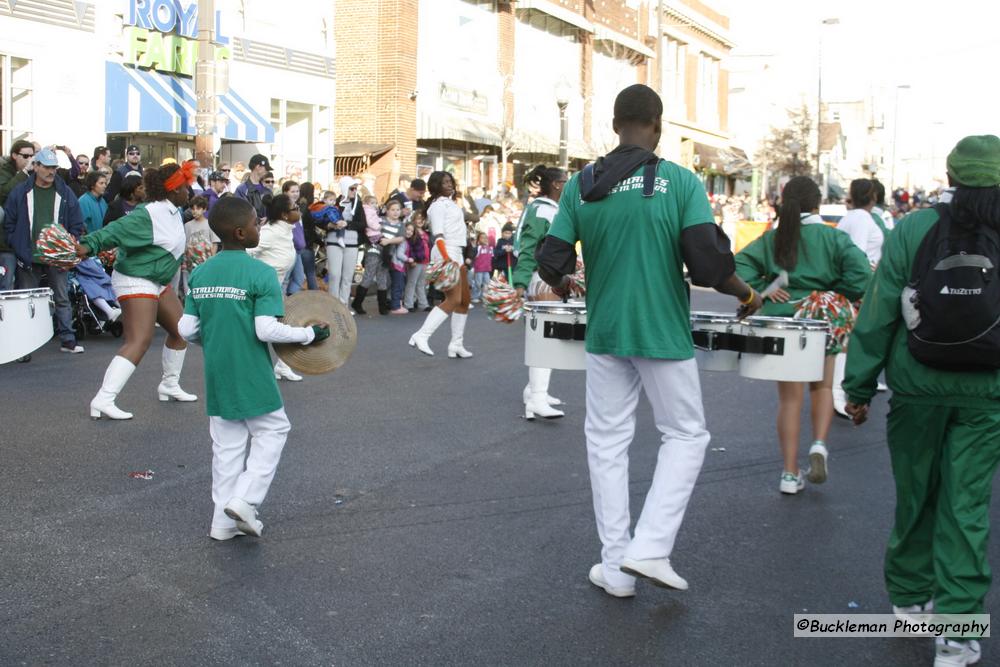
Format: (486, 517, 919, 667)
(334, 0, 744, 199)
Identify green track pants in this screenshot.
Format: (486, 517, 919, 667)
(885, 400, 1000, 616)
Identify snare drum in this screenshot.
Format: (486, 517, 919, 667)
(524, 301, 587, 371)
(690, 311, 745, 372)
(738, 316, 829, 382)
(0, 288, 54, 364)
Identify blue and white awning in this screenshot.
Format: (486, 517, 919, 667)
(105, 62, 275, 143)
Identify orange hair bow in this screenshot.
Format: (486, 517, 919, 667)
(165, 160, 198, 192)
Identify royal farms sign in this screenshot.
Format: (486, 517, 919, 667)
(124, 0, 230, 77)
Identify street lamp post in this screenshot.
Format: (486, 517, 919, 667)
(889, 84, 911, 191)
(816, 17, 839, 198)
(555, 82, 571, 171)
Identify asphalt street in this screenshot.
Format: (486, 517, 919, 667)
(2, 288, 996, 666)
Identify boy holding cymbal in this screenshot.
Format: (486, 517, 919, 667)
(178, 197, 329, 540)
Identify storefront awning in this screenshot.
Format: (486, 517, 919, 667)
(418, 110, 500, 147)
(515, 0, 594, 33)
(105, 62, 275, 143)
(693, 142, 752, 175)
(593, 26, 656, 58)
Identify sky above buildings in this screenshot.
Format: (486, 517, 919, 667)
(722, 0, 996, 182)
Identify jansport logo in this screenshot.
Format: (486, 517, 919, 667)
(940, 286, 983, 295)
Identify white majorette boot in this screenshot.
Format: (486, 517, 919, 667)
(90, 355, 136, 420)
(447, 312, 473, 358)
(522, 367, 562, 405)
(524, 366, 564, 420)
(274, 358, 303, 382)
(409, 306, 449, 356)
(157, 346, 198, 402)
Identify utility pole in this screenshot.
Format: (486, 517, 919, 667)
(194, 0, 219, 167)
(816, 18, 839, 199)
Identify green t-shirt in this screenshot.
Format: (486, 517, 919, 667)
(184, 251, 286, 420)
(31, 185, 56, 261)
(547, 160, 714, 359)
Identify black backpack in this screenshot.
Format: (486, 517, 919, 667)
(904, 203, 1000, 371)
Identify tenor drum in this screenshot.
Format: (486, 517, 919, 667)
(0, 288, 54, 364)
(524, 301, 587, 371)
(690, 311, 745, 372)
(738, 316, 829, 382)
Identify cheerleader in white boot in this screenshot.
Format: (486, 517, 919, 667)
(77, 162, 199, 419)
(512, 165, 568, 420)
(409, 171, 473, 358)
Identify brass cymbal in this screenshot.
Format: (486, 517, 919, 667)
(274, 291, 357, 375)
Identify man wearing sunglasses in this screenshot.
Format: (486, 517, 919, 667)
(0, 140, 35, 289)
(234, 153, 273, 220)
(105, 144, 144, 204)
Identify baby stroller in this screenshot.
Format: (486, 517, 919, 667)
(69, 258, 123, 339)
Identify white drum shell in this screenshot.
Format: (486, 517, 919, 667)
(738, 316, 828, 382)
(524, 301, 587, 371)
(0, 289, 54, 364)
(690, 311, 744, 372)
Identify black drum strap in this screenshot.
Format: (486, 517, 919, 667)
(692, 329, 785, 355)
(544, 321, 587, 341)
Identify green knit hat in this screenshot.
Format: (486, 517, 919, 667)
(946, 135, 1000, 187)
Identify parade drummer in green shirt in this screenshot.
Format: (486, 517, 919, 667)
(536, 84, 762, 599)
(735, 176, 872, 495)
(178, 197, 329, 540)
(844, 136, 1000, 667)
(511, 164, 569, 421)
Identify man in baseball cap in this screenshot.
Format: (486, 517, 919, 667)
(205, 170, 230, 212)
(104, 144, 144, 204)
(234, 154, 272, 219)
(3, 147, 86, 353)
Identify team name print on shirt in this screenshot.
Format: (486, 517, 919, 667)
(189, 286, 248, 301)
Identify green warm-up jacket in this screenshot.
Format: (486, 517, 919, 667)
(735, 223, 872, 317)
(843, 207, 1000, 408)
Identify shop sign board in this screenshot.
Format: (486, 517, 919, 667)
(124, 0, 230, 77)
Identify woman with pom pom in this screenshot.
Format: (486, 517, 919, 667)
(408, 171, 473, 358)
(76, 161, 198, 420)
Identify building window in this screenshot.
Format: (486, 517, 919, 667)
(270, 98, 333, 187)
(0, 54, 32, 149)
(697, 53, 719, 129)
(661, 37, 686, 118)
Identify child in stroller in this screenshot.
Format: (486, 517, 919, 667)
(69, 257, 123, 339)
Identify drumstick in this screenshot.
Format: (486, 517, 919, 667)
(506, 252, 513, 286)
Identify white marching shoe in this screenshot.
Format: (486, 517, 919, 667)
(409, 306, 449, 356)
(522, 367, 562, 405)
(524, 367, 564, 420)
(90, 355, 136, 420)
(274, 358, 303, 382)
(447, 312, 473, 358)
(157, 346, 198, 402)
(832, 352, 849, 418)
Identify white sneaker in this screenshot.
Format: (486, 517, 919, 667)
(60, 341, 85, 353)
(620, 557, 688, 591)
(893, 599, 934, 623)
(806, 442, 828, 484)
(223, 498, 263, 537)
(274, 365, 303, 382)
(934, 638, 981, 666)
(588, 564, 635, 598)
(209, 526, 247, 541)
(780, 470, 805, 495)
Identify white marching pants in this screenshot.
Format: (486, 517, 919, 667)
(585, 353, 710, 587)
(209, 408, 291, 530)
